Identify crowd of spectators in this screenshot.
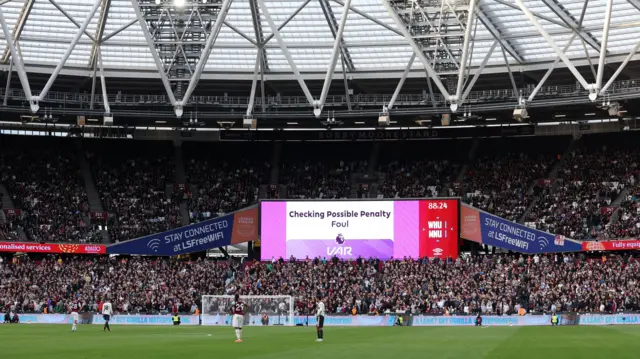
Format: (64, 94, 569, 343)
(0, 138, 97, 243)
(184, 143, 270, 223)
(89, 142, 180, 242)
(2, 253, 640, 316)
(3, 133, 640, 244)
(599, 186, 640, 239)
(280, 143, 368, 200)
(528, 134, 640, 240)
(459, 137, 567, 222)
(377, 141, 466, 199)
(0, 218, 20, 241)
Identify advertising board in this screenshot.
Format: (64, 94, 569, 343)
(260, 199, 459, 260)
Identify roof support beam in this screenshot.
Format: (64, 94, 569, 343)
(493, 0, 568, 29)
(48, 0, 97, 43)
(515, 0, 591, 92)
(224, 21, 258, 47)
(501, 44, 519, 99)
(527, 33, 578, 102)
(101, 18, 137, 43)
(89, 0, 111, 69)
(261, 0, 311, 46)
(130, 0, 177, 111)
(540, 0, 602, 54)
(330, 0, 403, 37)
(260, 48, 266, 112)
(247, 50, 261, 116)
(453, 0, 478, 112)
(248, 0, 267, 69)
(179, 0, 233, 113)
(600, 40, 640, 94)
(1, 0, 34, 64)
(476, 6, 523, 64)
(575, 0, 596, 80)
(382, 0, 451, 101)
(3, 57, 12, 106)
(594, 0, 613, 95)
(460, 41, 497, 105)
(97, 46, 110, 114)
(527, 0, 588, 102)
(316, 0, 351, 117)
(1, 4, 31, 110)
(35, 0, 102, 105)
(388, 53, 415, 110)
(319, 0, 354, 72)
(629, 0, 640, 11)
(340, 54, 351, 111)
(90, 51, 97, 110)
(258, 0, 315, 107)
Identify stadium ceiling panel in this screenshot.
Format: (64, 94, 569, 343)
(0, 0, 639, 116)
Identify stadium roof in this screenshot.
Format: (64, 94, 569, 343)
(0, 0, 640, 117)
(1, 0, 639, 78)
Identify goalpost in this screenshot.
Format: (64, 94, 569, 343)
(201, 295, 295, 326)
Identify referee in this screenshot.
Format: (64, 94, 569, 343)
(315, 295, 325, 342)
(103, 299, 113, 332)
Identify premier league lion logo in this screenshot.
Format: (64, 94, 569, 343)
(335, 233, 345, 245)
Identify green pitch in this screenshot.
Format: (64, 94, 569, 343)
(2, 325, 640, 359)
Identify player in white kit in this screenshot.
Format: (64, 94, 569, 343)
(231, 294, 245, 343)
(102, 300, 113, 332)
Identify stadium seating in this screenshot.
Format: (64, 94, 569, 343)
(1, 254, 638, 315)
(0, 133, 639, 244)
(0, 138, 98, 243)
(279, 143, 370, 199)
(377, 140, 469, 199)
(528, 133, 639, 240)
(459, 137, 569, 222)
(184, 142, 271, 223)
(87, 141, 181, 242)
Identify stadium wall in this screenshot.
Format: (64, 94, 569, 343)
(2, 314, 640, 326)
(91, 315, 199, 326)
(201, 314, 395, 326)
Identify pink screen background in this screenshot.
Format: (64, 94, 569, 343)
(260, 200, 419, 260)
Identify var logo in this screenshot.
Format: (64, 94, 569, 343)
(147, 239, 161, 253)
(327, 247, 352, 256)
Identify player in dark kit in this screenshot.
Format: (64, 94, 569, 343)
(231, 294, 245, 343)
(315, 294, 325, 342)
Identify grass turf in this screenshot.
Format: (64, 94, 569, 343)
(2, 324, 640, 359)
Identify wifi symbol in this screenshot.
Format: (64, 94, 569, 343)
(538, 237, 549, 250)
(147, 239, 161, 253)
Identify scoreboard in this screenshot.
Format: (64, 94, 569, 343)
(260, 199, 459, 260)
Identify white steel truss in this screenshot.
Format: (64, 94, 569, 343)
(0, 0, 33, 63)
(0, 0, 639, 117)
(131, 0, 233, 117)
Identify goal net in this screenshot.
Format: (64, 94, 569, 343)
(201, 295, 295, 326)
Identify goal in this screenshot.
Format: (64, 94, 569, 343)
(201, 295, 295, 326)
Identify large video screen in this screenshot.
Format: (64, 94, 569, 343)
(260, 199, 458, 261)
